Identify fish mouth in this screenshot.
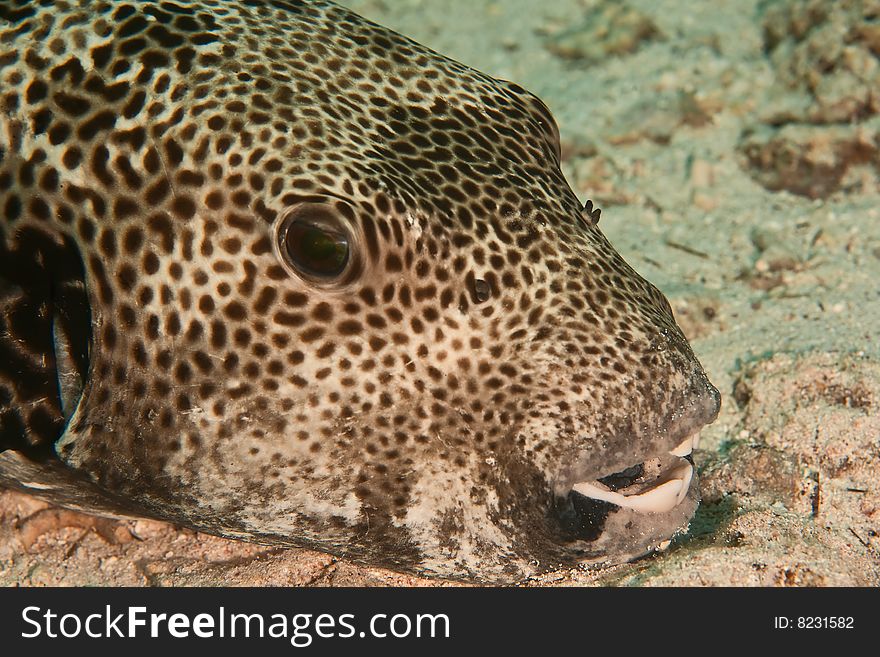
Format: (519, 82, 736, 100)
(554, 431, 703, 556)
(552, 379, 719, 559)
(571, 433, 699, 515)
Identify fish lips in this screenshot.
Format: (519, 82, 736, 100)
(554, 449, 701, 561)
(551, 384, 719, 560)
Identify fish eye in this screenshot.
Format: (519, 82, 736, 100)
(274, 201, 356, 284)
(284, 218, 348, 277)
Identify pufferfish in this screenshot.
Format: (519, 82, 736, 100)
(0, 0, 720, 582)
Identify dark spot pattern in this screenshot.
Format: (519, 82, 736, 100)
(0, 0, 719, 582)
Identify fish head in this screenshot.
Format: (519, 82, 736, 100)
(4, 0, 719, 581)
(240, 15, 722, 577)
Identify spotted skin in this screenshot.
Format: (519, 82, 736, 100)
(0, 0, 720, 581)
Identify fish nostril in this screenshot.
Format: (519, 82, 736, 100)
(472, 278, 491, 303)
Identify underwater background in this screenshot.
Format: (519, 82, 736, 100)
(2, 0, 878, 586)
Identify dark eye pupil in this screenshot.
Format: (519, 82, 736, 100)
(284, 221, 349, 277)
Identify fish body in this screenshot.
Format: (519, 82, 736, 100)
(0, 0, 719, 581)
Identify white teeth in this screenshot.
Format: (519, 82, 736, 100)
(669, 433, 701, 457)
(670, 437, 693, 457)
(572, 462, 694, 514)
(675, 461, 694, 504)
(573, 479, 682, 513)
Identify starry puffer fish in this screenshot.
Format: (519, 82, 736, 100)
(0, 0, 720, 582)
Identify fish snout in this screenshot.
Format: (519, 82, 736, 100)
(548, 357, 720, 563)
(696, 375, 721, 426)
(682, 365, 721, 430)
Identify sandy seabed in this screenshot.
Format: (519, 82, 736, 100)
(2, 0, 878, 586)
